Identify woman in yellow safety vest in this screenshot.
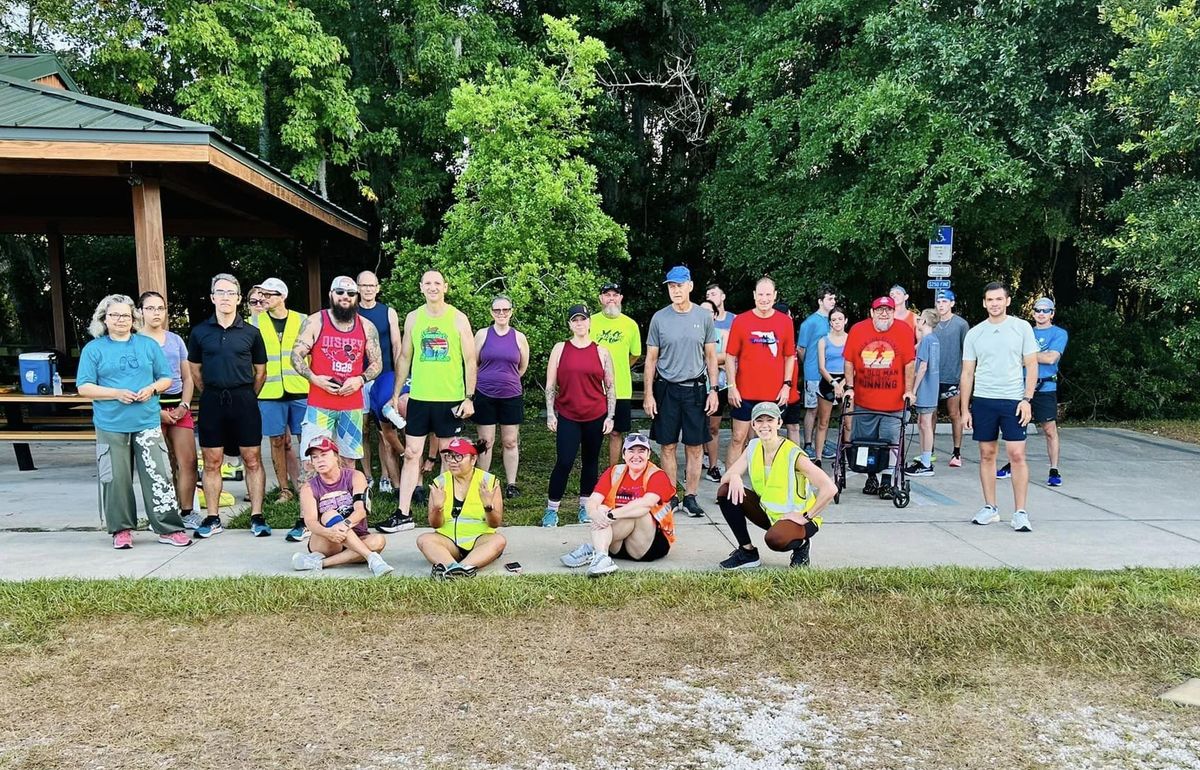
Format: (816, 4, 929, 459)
(717, 401, 836, 570)
(416, 437, 506, 578)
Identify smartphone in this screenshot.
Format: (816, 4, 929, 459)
(504, 561, 523, 574)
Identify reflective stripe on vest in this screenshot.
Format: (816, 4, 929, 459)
(257, 310, 310, 399)
(748, 438, 816, 524)
(434, 468, 498, 548)
(604, 462, 676, 544)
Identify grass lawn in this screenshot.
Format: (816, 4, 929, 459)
(1081, 418, 1200, 446)
(0, 569, 1198, 768)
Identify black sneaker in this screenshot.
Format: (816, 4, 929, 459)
(705, 466, 722, 483)
(411, 485, 428, 506)
(905, 460, 934, 476)
(431, 563, 447, 580)
(376, 510, 414, 533)
(719, 546, 762, 571)
(862, 475, 879, 495)
(681, 494, 705, 517)
(505, 483, 520, 499)
(445, 563, 477, 579)
(790, 539, 811, 568)
(879, 475, 895, 499)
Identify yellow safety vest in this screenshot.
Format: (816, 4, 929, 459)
(434, 468, 499, 549)
(256, 310, 309, 399)
(748, 437, 819, 525)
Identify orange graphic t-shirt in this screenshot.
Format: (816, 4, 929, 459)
(844, 318, 916, 412)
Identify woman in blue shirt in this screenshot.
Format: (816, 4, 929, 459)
(77, 294, 190, 550)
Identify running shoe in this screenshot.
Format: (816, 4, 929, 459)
(181, 512, 204, 531)
(445, 563, 477, 579)
(905, 460, 934, 477)
(681, 494, 705, 517)
(411, 485, 428, 506)
(364, 476, 374, 490)
(948, 454, 963, 468)
(249, 514, 272, 537)
(378, 478, 394, 494)
(719, 546, 761, 570)
(367, 553, 395, 577)
(560, 543, 595, 568)
(803, 444, 817, 460)
(587, 553, 618, 577)
(276, 488, 296, 504)
(158, 531, 192, 548)
(112, 529, 134, 550)
(812, 459, 823, 469)
(376, 511, 414, 533)
(431, 563, 448, 580)
(862, 475, 879, 495)
(505, 483, 520, 499)
(220, 462, 243, 481)
(285, 519, 308, 542)
(541, 508, 559, 528)
(194, 515, 223, 538)
(879, 475, 895, 500)
(996, 463, 1012, 479)
(291, 552, 324, 571)
(972, 505, 1000, 526)
(790, 540, 811, 568)
(1011, 510, 1032, 532)
(578, 505, 591, 524)
(1047, 469, 1062, 487)
(821, 446, 837, 461)
(706, 465, 723, 483)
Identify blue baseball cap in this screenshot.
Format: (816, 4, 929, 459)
(664, 266, 692, 284)
(936, 289, 956, 301)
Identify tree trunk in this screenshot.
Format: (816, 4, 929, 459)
(258, 75, 270, 161)
(1052, 236, 1079, 308)
(317, 155, 328, 199)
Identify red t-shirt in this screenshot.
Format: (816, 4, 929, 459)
(726, 310, 797, 401)
(594, 464, 676, 507)
(844, 318, 915, 411)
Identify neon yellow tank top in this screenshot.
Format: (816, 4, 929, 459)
(410, 304, 465, 402)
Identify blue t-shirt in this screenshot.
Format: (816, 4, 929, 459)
(915, 334, 941, 409)
(1034, 324, 1068, 392)
(77, 334, 171, 432)
(798, 312, 830, 382)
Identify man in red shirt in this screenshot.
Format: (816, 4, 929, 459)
(724, 277, 796, 467)
(843, 296, 915, 497)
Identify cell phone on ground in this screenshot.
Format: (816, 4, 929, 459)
(504, 561, 523, 574)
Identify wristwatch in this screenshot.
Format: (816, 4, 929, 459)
(465, 393, 475, 401)
(179, 402, 191, 410)
(606, 510, 616, 521)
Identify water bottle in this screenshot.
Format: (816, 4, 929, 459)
(52, 372, 63, 396)
(381, 403, 406, 430)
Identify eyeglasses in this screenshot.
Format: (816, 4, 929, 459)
(259, 291, 282, 297)
(141, 305, 166, 313)
(332, 289, 358, 297)
(212, 290, 239, 298)
(106, 313, 132, 321)
(248, 299, 265, 306)
(440, 452, 468, 462)
(491, 307, 512, 314)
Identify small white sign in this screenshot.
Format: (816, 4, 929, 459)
(928, 244, 953, 263)
(927, 263, 952, 278)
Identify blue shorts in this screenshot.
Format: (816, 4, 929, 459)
(259, 398, 306, 438)
(971, 397, 1027, 443)
(364, 370, 396, 420)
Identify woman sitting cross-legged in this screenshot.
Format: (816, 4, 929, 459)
(560, 432, 677, 577)
(291, 436, 394, 576)
(417, 438, 506, 579)
(717, 401, 836, 570)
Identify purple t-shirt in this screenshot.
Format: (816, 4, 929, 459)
(149, 331, 188, 395)
(307, 468, 367, 536)
(477, 327, 523, 399)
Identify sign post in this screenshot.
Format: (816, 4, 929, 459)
(928, 225, 953, 295)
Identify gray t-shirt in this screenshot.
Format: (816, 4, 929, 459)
(932, 313, 969, 385)
(646, 303, 717, 383)
(962, 316, 1039, 400)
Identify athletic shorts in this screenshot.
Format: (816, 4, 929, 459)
(851, 410, 902, 445)
(713, 388, 729, 418)
(803, 380, 820, 409)
(914, 405, 937, 415)
(1031, 390, 1058, 424)
(938, 383, 960, 401)
(610, 398, 633, 433)
(407, 398, 463, 439)
(364, 371, 396, 420)
(818, 375, 845, 403)
(730, 398, 768, 422)
(472, 393, 525, 427)
(612, 526, 670, 562)
(259, 398, 306, 437)
(301, 405, 364, 459)
(197, 387, 261, 449)
(970, 397, 1027, 443)
(650, 380, 709, 447)
(783, 400, 804, 426)
(159, 393, 195, 431)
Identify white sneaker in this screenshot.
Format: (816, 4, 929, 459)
(560, 543, 595, 568)
(368, 552, 395, 577)
(291, 552, 324, 571)
(1010, 510, 1032, 532)
(972, 505, 1000, 526)
(181, 512, 204, 530)
(587, 553, 618, 578)
(378, 478, 394, 494)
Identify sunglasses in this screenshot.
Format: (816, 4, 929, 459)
(491, 307, 513, 314)
(1033, 308, 1053, 314)
(332, 289, 358, 297)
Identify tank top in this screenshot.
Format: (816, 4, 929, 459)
(477, 326, 523, 399)
(554, 341, 606, 422)
(307, 310, 367, 411)
(307, 468, 367, 536)
(357, 302, 394, 373)
(823, 333, 847, 375)
(409, 304, 465, 402)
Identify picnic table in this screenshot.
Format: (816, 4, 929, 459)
(0, 390, 94, 471)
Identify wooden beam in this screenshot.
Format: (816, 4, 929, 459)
(47, 226, 68, 354)
(303, 239, 322, 313)
(131, 178, 167, 297)
(0, 216, 296, 238)
(0, 159, 123, 176)
(0, 140, 209, 163)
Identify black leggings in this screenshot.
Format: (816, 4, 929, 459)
(548, 415, 605, 502)
(717, 483, 819, 550)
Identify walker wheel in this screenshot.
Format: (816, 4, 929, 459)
(893, 489, 911, 509)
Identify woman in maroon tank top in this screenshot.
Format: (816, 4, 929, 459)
(543, 305, 616, 527)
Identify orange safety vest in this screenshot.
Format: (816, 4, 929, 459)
(602, 461, 676, 544)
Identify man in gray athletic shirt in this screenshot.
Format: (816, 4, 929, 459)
(932, 289, 970, 466)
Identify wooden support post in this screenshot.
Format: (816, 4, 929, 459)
(47, 225, 68, 354)
(303, 239, 321, 313)
(131, 177, 167, 297)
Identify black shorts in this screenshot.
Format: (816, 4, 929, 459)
(613, 527, 671, 562)
(971, 397, 1027, 443)
(407, 398, 463, 439)
(714, 388, 729, 417)
(611, 398, 633, 433)
(783, 400, 804, 426)
(651, 380, 710, 447)
(198, 387, 262, 449)
(730, 399, 767, 422)
(472, 393, 525, 426)
(818, 375, 845, 403)
(1031, 390, 1058, 423)
(938, 383, 960, 401)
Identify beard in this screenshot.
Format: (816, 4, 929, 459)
(331, 301, 358, 324)
(872, 318, 892, 332)
(602, 303, 621, 318)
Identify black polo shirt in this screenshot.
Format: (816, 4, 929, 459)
(187, 315, 267, 389)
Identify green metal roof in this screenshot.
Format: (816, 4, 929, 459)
(0, 53, 80, 92)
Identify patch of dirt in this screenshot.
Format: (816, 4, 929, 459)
(0, 610, 1196, 770)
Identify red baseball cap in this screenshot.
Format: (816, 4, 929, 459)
(871, 296, 896, 309)
(443, 437, 478, 456)
(305, 436, 338, 456)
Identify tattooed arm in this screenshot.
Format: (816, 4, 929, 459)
(291, 313, 338, 394)
(362, 322, 383, 383)
(599, 345, 616, 435)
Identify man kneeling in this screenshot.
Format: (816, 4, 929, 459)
(561, 432, 676, 577)
(417, 438, 506, 579)
(717, 402, 835, 570)
(292, 437, 393, 576)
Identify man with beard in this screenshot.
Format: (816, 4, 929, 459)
(290, 276, 383, 486)
(843, 296, 916, 498)
(590, 282, 642, 466)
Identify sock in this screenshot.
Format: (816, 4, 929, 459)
(578, 496, 589, 510)
(953, 446, 961, 457)
(920, 452, 932, 466)
(547, 499, 561, 512)
(1050, 467, 1059, 475)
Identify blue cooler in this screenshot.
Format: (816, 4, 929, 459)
(19, 352, 57, 395)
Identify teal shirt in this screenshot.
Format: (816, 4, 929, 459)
(77, 335, 170, 432)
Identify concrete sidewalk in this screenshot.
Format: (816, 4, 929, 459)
(1, 426, 1197, 579)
